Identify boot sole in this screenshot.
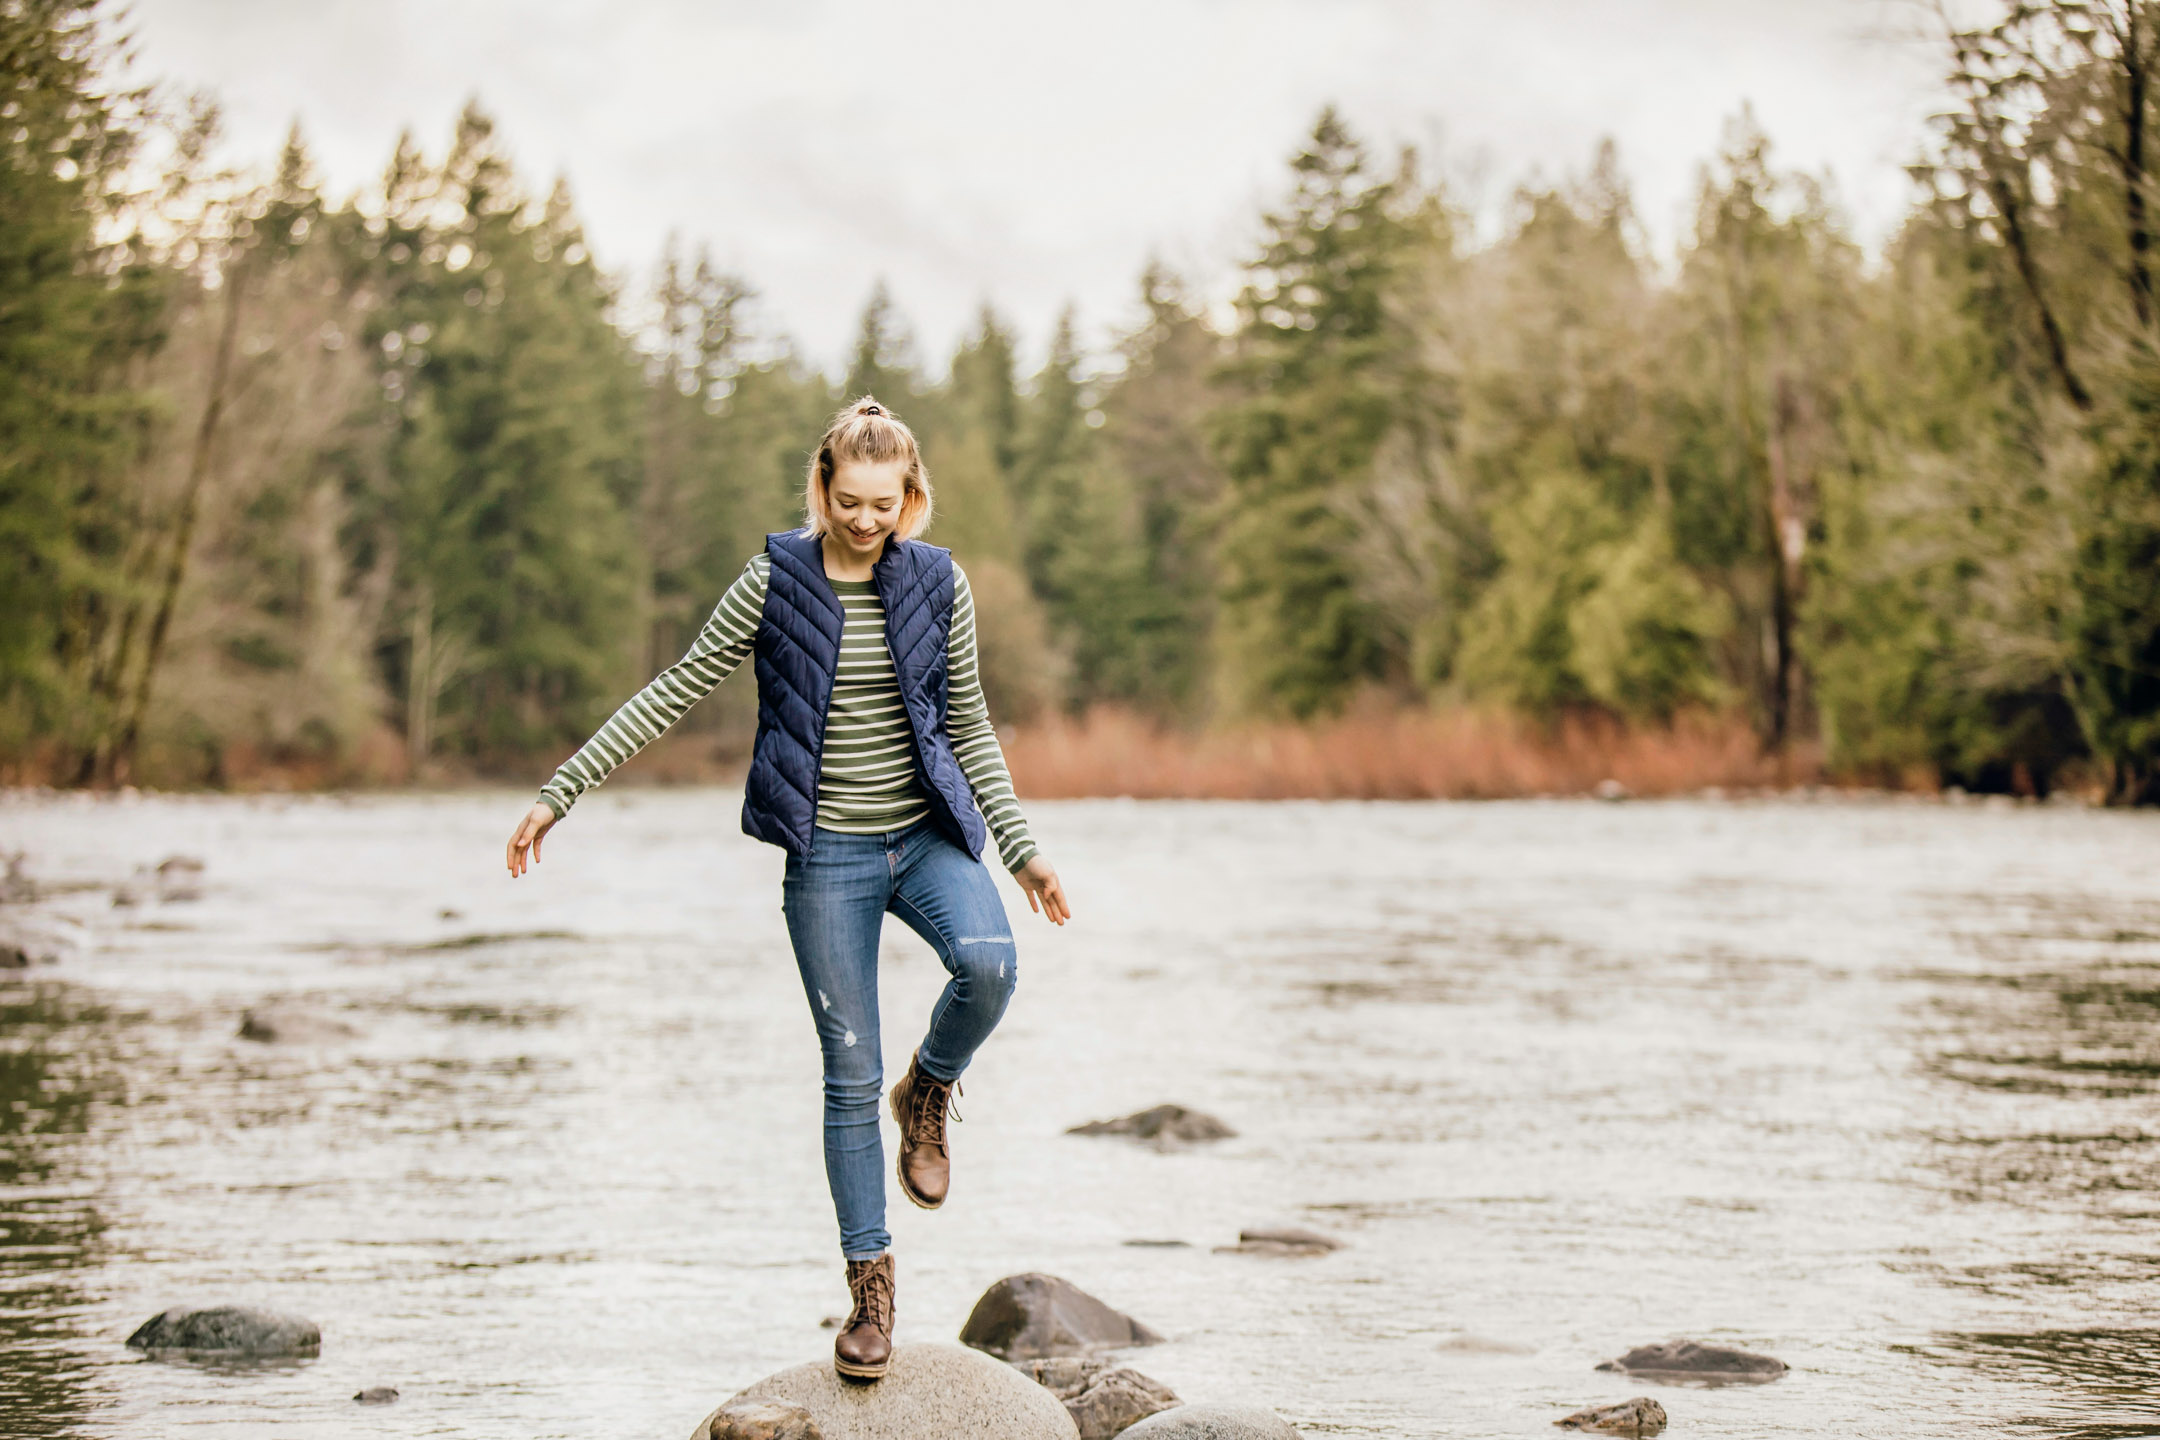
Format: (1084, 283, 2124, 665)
(834, 1354, 889, 1381)
(888, 1080, 947, 1210)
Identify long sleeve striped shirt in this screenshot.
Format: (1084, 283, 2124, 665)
(537, 553, 1039, 873)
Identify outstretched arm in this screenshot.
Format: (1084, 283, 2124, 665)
(945, 565, 1070, 924)
(507, 555, 768, 877)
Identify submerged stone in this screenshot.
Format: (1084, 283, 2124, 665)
(1016, 1357, 1180, 1439)
(961, 1273, 1164, 1360)
(126, 1305, 320, 1356)
(702, 1342, 1074, 1440)
(353, 1386, 400, 1404)
(1119, 1404, 1305, 1438)
(1556, 1397, 1667, 1434)
(238, 1005, 359, 1044)
(1212, 1227, 1339, 1257)
(1435, 1334, 1535, 1355)
(1066, 1105, 1236, 1148)
(1596, 1340, 1787, 1382)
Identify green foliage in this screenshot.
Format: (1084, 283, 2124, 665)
(0, 0, 155, 758)
(2068, 357, 2160, 801)
(1452, 462, 1723, 720)
(1211, 109, 1415, 717)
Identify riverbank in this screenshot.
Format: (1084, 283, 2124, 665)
(4, 704, 2047, 804)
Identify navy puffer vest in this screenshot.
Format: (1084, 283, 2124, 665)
(740, 529, 988, 860)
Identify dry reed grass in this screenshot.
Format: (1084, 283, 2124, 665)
(1002, 705, 1818, 801)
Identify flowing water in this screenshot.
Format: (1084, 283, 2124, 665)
(1, 789, 2156, 1439)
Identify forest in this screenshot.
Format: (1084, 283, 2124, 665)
(5, 0, 2159, 803)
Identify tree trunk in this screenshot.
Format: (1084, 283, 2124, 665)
(1984, 162, 2096, 411)
(107, 265, 250, 784)
(407, 576, 435, 770)
(2126, 7, 2153, 328)
(1764, 372, 1809, 754)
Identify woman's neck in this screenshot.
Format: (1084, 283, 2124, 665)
(820, 531, 884, 583)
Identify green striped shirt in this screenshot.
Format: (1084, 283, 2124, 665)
(538, 551, 1038, 873)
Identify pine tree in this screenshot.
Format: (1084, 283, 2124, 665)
(1210, 109, 1415, 717)
(844, 280, 919, 404)
(0, 0, 156, 771)
(1097, 263, 1228, 715)
(359, 104, 642, 767)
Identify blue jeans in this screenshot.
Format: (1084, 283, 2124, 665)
(781, 819, 1018, 1260)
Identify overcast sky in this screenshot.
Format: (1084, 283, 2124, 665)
(123, 0, 1948, 373)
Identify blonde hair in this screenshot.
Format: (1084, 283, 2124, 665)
(802, 396, 934, 540)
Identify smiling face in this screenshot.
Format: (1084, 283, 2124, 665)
(825, 457, 911, 558)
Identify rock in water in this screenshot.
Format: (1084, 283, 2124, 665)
(1434, 1334, 1535, 1355)
(0, 943, 28, 969)
(1066, 1105, 1235, 1148)
(701, 1399, 823, 1440)
(1596, 1340, 1787, 1383)
(700, 1343, 1074, 1440)
(1016, 1357, 1180, 1439)
(1212, 1228, 1339, 1257)
(1556, 1398, 1666, 1435)
(353, 1387, 400, 1405)
(961, 1274, 1164, 1360)
(1, 853, 35, 904)
(1119, 1405, 1305, 1439)
(238, 1005, 359, 1044)
(126, 1306, 320, 1356)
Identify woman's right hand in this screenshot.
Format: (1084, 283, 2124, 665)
(506, 802, 558, 878)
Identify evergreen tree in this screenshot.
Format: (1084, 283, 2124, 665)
(843, 279, 919, 404)
(1210, 109, 1416, 717)
(0, 0, 156, 769)
(359, 104, 642, 766)
(1097, 264, 1228, 715)
(1665, 114, 1858, 748)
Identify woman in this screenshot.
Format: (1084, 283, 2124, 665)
(504, 398, 1070, 1381)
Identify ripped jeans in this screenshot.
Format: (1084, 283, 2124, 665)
(780, 819, 1018, 1259)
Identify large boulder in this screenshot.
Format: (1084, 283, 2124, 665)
(1066, 1105, 1234, 1149)
(1016, 1357, 1180, 1439)
(1119, 1405, 1304, 1439)
(1556, 1397, 1667, 1434)
(700, 1342, 1075, 1440)
(125, 1305, 320, 1356)
(961, 1274, 1164, 1360)
(1595, 1340, 1786, 1383)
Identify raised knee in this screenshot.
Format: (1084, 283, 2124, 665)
(954, 935, 1017, 994)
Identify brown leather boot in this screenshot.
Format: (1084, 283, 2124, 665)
(888, 1051, 960, 1209)
(833, 1252, 895, 1381)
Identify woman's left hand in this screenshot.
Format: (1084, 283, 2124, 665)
(1014, 855, 1071, 926)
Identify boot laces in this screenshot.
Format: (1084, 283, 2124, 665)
(908, 1073, 962, 1151)
(847, 1258, 894, 1331)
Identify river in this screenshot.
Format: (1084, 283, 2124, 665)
(0, 790, 2155, 1438)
